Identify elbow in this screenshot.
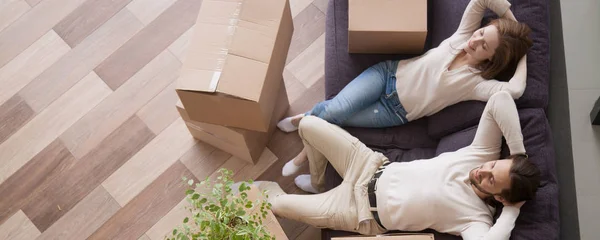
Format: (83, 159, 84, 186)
(491, 90, 514, 101)
(508, 88, 524, 99)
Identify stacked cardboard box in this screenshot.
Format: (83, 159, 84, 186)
(175, 0, 293, 164)
(176, 84, 288, 163)
(348, 0, 427, 54)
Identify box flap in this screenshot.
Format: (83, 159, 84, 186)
(349, 0, 427, 32)
(177, 0, 242, 93)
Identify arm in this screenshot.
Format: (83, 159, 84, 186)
(470, 91, 525, 155)
(454, 0, 512, 37)
(471, 55, 528, 101)
(461, 206, 521, 240)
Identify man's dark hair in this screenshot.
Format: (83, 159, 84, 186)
(500, 154, 541, 203)
(483, 154, 541, 207)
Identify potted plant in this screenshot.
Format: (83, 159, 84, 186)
(168, 168, 275, 240)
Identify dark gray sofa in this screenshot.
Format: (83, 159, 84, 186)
(321, 0, 558, 239)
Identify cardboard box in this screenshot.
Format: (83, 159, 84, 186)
(246, 186, 288, 240)
(348, 0, 427, 54)
(334, 233, 434, 240)
(177, 84, 289, 164)
(176, 0, 294, 132)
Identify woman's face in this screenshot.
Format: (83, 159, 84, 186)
(464, 25, 500, 62)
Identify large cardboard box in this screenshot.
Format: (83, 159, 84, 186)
(246, 186, 288, 239)
(176, 0, 294, 132)
(348, 0, 427, 54)
(334, 233, 434, 240)
(177, 84, 289, 164)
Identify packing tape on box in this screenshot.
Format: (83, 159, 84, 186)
(201, 0, 244, 92)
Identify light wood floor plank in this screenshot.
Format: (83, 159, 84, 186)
(167, 25, 193, 62)
(290, 0, 313, 18)
(0, 95, 34, 145)
(286, 4, 326, 64)
(0, 210, 40, 240)
(36, 186, 121, 240)
(0, 139, 75, 225)
(24, 0, 41, 7)
(313, 0, 328, 14)
(136, 81, 179, 135)
(0, 0, 88, 68)
(284, 69, 308, 103)
(94, 0, 201, 90)
(53, 0, 133, 47)
(145, 198, 189, 240)
(89, 161, 197, 240)
(19, 9, 143, 112)
(285, 33, 325, 89)
(0, 0, 30, 33)
(60, 50, 180, 158)
(179, 142, 230, 181)
(0, 72, 111, 185)
(126, 0, 178, 25)
(21, 115, 155, 232)
(102, 118, 198, 206)
(0, 30, 70, 106)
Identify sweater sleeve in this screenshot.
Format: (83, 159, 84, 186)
(470, 56, 528, 101)
(460, 206, 521, 240)
(469, 91, 525, 155)
(454, 0, 512, 38)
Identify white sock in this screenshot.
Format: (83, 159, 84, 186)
(277, 114, 303, 132)
(294, 174, 319, 194)
(282, 159, 304, 177)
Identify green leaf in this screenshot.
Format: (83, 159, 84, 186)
(191, 193, 200, 200)
(199, 198, 207, 204)
(236, 209, 246, 216)
(245, 202, 253, 208)
(185, 189, 194, 195)
(172, 229, 177, 236)
(183, 217, 189, 223)
(238, 182, 246, 192)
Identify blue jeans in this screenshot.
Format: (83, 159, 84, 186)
(308, 60, 408, 128)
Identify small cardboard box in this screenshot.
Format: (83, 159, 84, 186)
(246, 186, 288, 240)
(177, 84, 289, 164)
(348, 0, 427, 54)
(334, 233, 434, 240)
(176, 0, 294, 132)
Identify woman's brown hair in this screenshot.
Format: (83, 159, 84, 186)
(477, 18, 533, 79)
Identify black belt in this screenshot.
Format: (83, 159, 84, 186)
(368, 161, 390, 231)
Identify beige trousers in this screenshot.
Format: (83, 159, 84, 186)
(266, 116, 388, 235)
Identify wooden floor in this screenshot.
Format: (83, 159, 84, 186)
(0, 0, 329, 239)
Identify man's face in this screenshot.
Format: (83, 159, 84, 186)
(469, 159, 513, 197)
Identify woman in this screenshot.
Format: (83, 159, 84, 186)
(278, 0, 533, 186)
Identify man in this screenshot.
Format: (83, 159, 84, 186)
(258, 91, 541, 239)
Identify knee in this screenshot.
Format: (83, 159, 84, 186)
(298, 116, 323, 138)
(310, 103, 344, 125)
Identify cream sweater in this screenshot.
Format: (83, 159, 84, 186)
(376, 92, 526, 240)
(395, 0, 526, 121)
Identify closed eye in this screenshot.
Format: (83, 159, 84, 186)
(490, 161, 497, 185)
